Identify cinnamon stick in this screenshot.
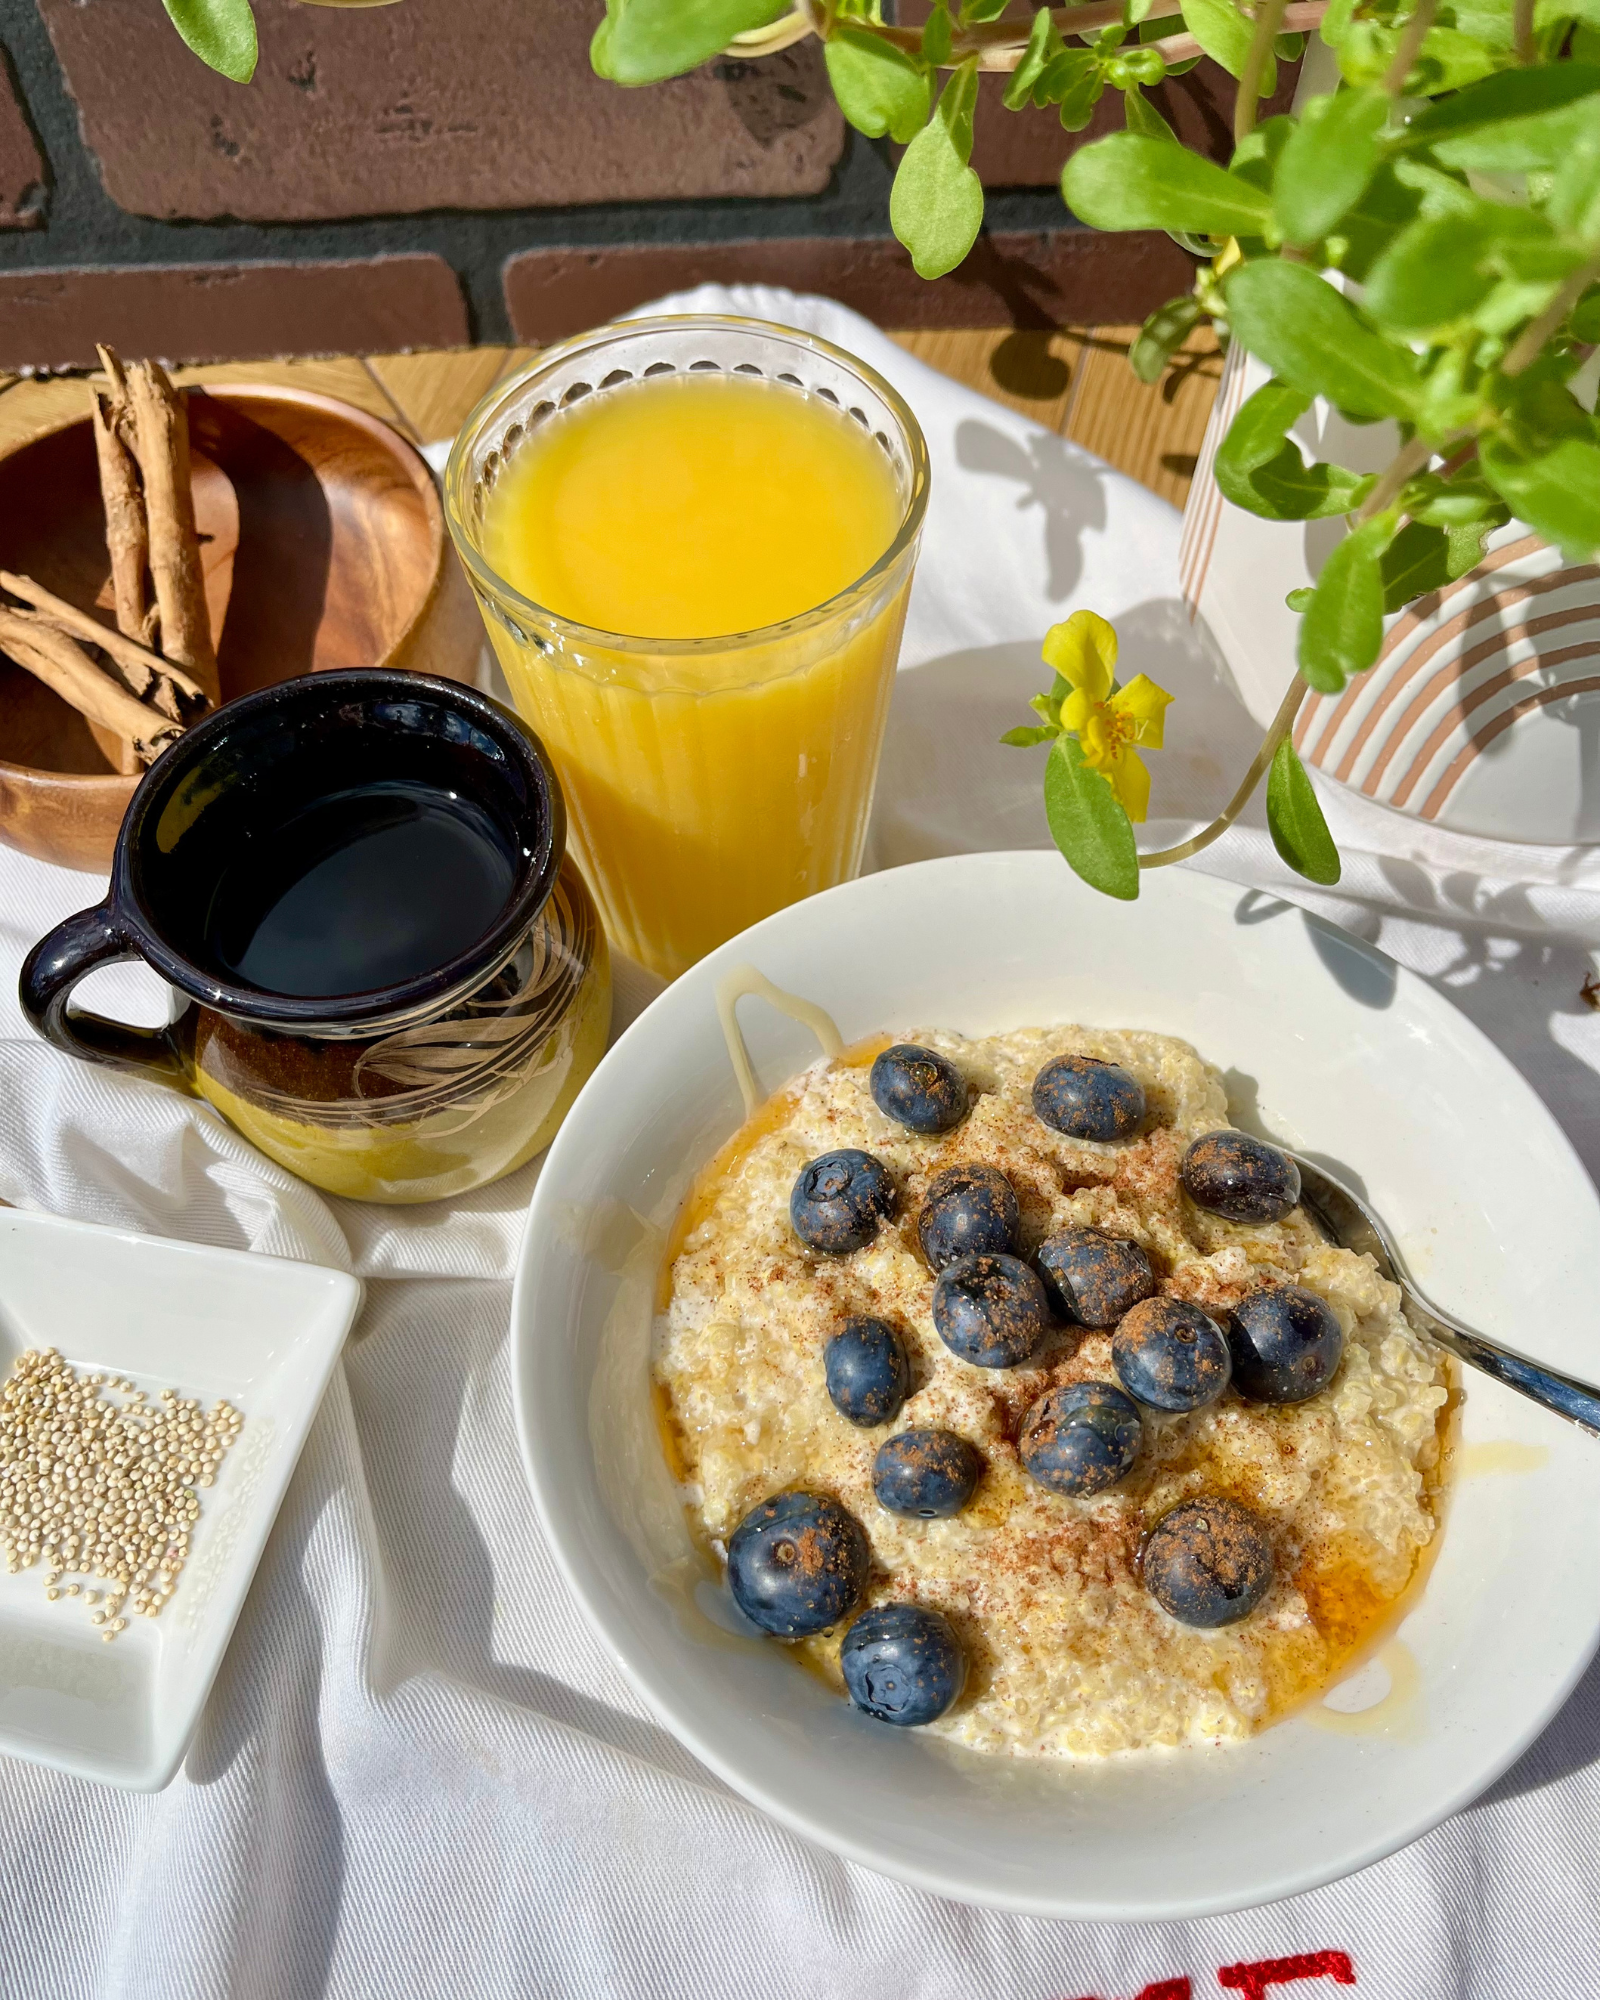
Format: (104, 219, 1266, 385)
(92, 348, 155, 652)
(123, 360, 220, 708)
(0, 572, 209, 723)
(0, 610, 184, 767)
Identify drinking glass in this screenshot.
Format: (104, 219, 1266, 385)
(444, 316, 929, 982)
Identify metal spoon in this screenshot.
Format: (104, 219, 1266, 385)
(1290, 1152, 1600, 1438)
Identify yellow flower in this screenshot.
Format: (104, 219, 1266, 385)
(1041, 610, 1173, 823)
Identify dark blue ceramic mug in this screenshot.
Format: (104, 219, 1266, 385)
(21, 669, 611, 1203)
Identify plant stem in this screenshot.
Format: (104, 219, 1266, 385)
(1235, 0, 1290, 145)
(1381, 0, 1437, 94)
(1355, 432, 1436, 520)
(1137, 674, 1309, 870)
(1513, 0, 1536, 62)
(1501, 253, 1600, 376)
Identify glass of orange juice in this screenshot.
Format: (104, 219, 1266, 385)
(444, 316, 929, 982)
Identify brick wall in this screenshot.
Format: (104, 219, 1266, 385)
(0, 0, 1287, 369)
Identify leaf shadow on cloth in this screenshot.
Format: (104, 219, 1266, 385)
(870, 598, 1263, 871)
(953, 419, 1109, 606)
(1372, 863, 1600, 1178)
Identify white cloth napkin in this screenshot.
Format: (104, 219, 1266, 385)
(1, 287, 1596, 2000)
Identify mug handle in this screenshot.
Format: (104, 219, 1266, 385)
(19, 902, 193, 1095)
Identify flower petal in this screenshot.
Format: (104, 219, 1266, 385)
(1078, 708, 1115, 770)
(1109, 746, 1151, 822)
(1111, 673, 1175, 749)
(1041, 610, 1118, 704)
(1061, 688, 1095, 736)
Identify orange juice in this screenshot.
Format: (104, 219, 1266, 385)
(452, 326, 926, 983)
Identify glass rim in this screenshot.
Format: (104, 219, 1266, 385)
(442, 313, 931, 658)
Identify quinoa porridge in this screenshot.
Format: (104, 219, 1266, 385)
(654, 1025, 1452, 1757)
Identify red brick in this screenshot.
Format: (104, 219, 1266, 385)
(0, 258, 468, 373)
(0, 48, 44, 229)
(38, 0, 844, 224)
(503, 231, 1195, 343)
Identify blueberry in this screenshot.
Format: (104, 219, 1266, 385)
(824, 1316, 910, 1428)
(872, 1429, 983, 1518)
(870, 1044, 969, 1134)
(1019, 1380, 1143, 1496)
(1143, 1497, 1275, 1627)
(1179, 1130, 1300, 1225)
(841, 1602, 966, 1726)
(1032, 1056, 1145, 1142)
(726, 1490, 869, 1638)
(1036, 1226, 1156, 1327)
(931, 1252, 1049, 1368)
(1228, 1284, 1343, 1404)
(790, 1149, 896, 1255)
(1113, 1296, 1232, 1412)
(918, 1163, 1018, 1272)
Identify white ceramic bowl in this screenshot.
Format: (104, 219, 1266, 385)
(0, 1209, 361, 1790)
(513, 851, 1600, 1918)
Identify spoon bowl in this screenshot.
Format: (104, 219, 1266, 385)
(1293, 1153, 1600, 1436)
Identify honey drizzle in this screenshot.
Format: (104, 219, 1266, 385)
(715, 963, 844, 1118)
(1261, 1356, 1461, 1725)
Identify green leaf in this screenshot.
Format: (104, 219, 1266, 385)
(595, 0, 786, 84)
(1001, 724, 1059, 747)
(890, 64, 985, 280)
(923, 3, 955, 64)
(1107, 44, 1167, 85)
(1446, 518, 1498, 577)
(1267, 738, 1341, 885)
(1215, 379, 1377, 519)
(1229, 113, 1295, 196)
(1572, 284, 1600, 343)
(1286, 586, 1316, 611)
(1064, 132, 1275, 236)
(1331, 162, 1425, 281)
(1481, 427, 1600, 562)
(1130, 294, 1202, 383)
(1123, 82, 1177, 141)
(1364, 207, 1541, 333)
(1401, 472, 1512, 527)
(1380, 521, 1454, 611)
(1297, 515, 1393, 692)
(825, 28, 932, 144)
(1273, 87, 1387, 247)
(1004, 8, 1062, 109)
(1055, 53, 1107, 131)
(961, 0, 1014, 18)
(162, 0, 257, 81)
(1043, 739, 1140, 901)
(1550, 130, 1600, 244)
(1274, 29, 1306, 57)
(1179, 0, 1265, 81)
(1224, 259, 1421, 419)
(1403, 64, 1600, 170)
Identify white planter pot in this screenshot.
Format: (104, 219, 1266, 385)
(1183, 341, 1600, 846)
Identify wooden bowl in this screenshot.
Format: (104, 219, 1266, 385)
(0, 384, 484, 873)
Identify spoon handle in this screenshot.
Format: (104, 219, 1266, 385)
(1409, 1303, 1600, 1437)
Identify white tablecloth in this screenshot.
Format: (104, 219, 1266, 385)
(1, 287, 1597, 2000)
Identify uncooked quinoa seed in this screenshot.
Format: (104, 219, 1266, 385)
(0, 1348, 244, 1640)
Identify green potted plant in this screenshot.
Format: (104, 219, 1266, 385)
(168, 0, 1600, 897)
